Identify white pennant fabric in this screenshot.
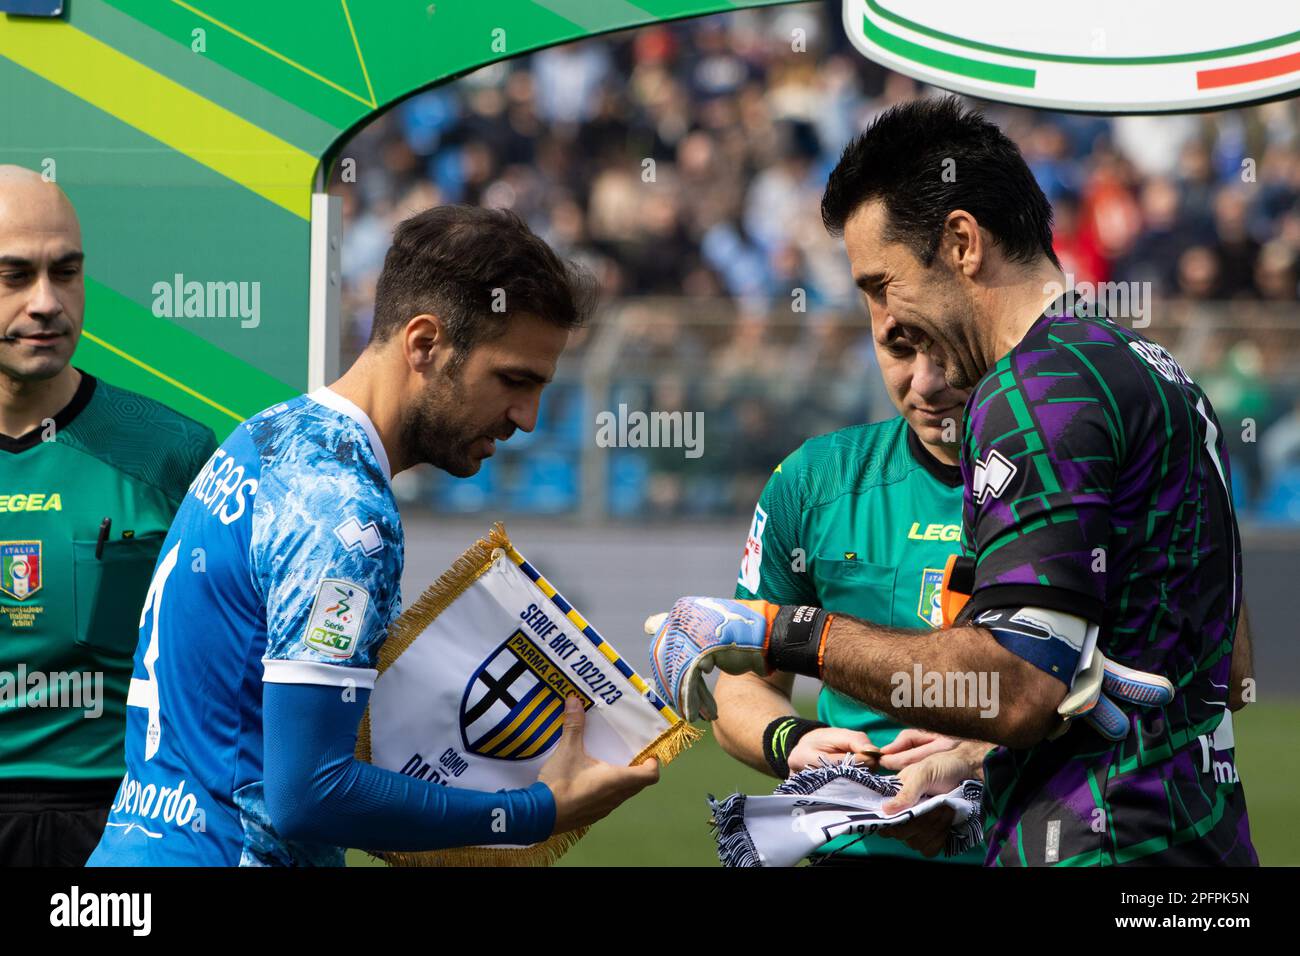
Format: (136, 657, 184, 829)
(711, 759, 984, 867)
(357, 524, 697, 866)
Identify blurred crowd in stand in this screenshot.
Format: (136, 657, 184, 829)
(332, 1, 1300, 522)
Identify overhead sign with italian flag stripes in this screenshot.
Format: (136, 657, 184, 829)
(843, 0, 1300, 112)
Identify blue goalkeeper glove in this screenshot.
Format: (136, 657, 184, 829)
(645, 597, 832, 721)
(1053, 650, 1175, 741)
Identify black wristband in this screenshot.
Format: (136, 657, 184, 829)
(768, 605, 830, 678)
(762, 716, 828, 779)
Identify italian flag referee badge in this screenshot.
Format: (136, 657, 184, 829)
(917, 567, 945, 627)
(0, 541, 41, 601)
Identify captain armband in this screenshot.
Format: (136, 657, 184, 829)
(972, 606, 1091, 686)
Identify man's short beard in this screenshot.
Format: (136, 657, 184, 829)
(400, 361, 480, 477)
(930, 276, 985, 390)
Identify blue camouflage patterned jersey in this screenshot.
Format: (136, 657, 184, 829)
(88, 388, 403, 866)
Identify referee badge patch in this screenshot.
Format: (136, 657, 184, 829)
(916, 567, 945, 627)
(0, 541, 41, 601)
(302, 578, 369, 659)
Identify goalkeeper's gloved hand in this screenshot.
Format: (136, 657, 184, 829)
(644, 597, 832, 722)
(1051, 651, 1174, 742)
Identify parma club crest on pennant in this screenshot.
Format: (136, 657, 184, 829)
(917, 567, 945, 627)
(0, 541, 41, 601)
(461, 629, 593, 760)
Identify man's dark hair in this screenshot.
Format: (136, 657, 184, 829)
(370, 204, 598, 353)
(821, 96, 1060, 269)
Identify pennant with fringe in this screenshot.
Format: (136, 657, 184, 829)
(357, 522, 698, 866)
(709, 758, 984, 867)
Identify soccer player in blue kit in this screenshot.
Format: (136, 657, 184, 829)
(89, 206, 658, 866)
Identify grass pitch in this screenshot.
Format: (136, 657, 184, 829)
(347, 698, 1299, 867)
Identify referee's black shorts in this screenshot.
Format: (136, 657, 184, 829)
(0, 779, 119, 867)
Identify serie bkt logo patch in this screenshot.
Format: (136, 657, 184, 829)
(302, 578, 368, 659)
(738, 504, 766, 593)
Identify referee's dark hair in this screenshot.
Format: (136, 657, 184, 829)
(821, 96, 1060, 269)
(370, 204, 598, 358)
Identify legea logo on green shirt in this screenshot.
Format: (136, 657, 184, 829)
(907, 522, 959, 542)
(0, 493, 62, 512)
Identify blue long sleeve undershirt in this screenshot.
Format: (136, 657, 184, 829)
(262, 682, 556, 851)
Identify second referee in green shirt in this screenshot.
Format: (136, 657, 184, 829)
(716, 306, 989, 866)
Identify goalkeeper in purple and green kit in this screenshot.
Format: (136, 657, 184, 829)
(650, 98, 1256, 867)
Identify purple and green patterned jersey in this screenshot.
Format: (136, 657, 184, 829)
(958, 297, 1256, 866)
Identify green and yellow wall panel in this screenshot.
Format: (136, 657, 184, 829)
(0, 0, 790, 438)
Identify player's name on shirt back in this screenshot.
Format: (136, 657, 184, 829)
(186, 448, 259, 525)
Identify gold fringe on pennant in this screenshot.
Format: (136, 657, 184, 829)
(355, 522, 510, 768)
(355, 521, 700, 868)
(378, 825, 588, 869)
(378, 521, 512, 674)
(633, 714, 703, 767)
(376, 706, 701, 868)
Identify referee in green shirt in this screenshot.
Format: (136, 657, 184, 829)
(0, 166, 215, 865)
(715, 307, 990, 865)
